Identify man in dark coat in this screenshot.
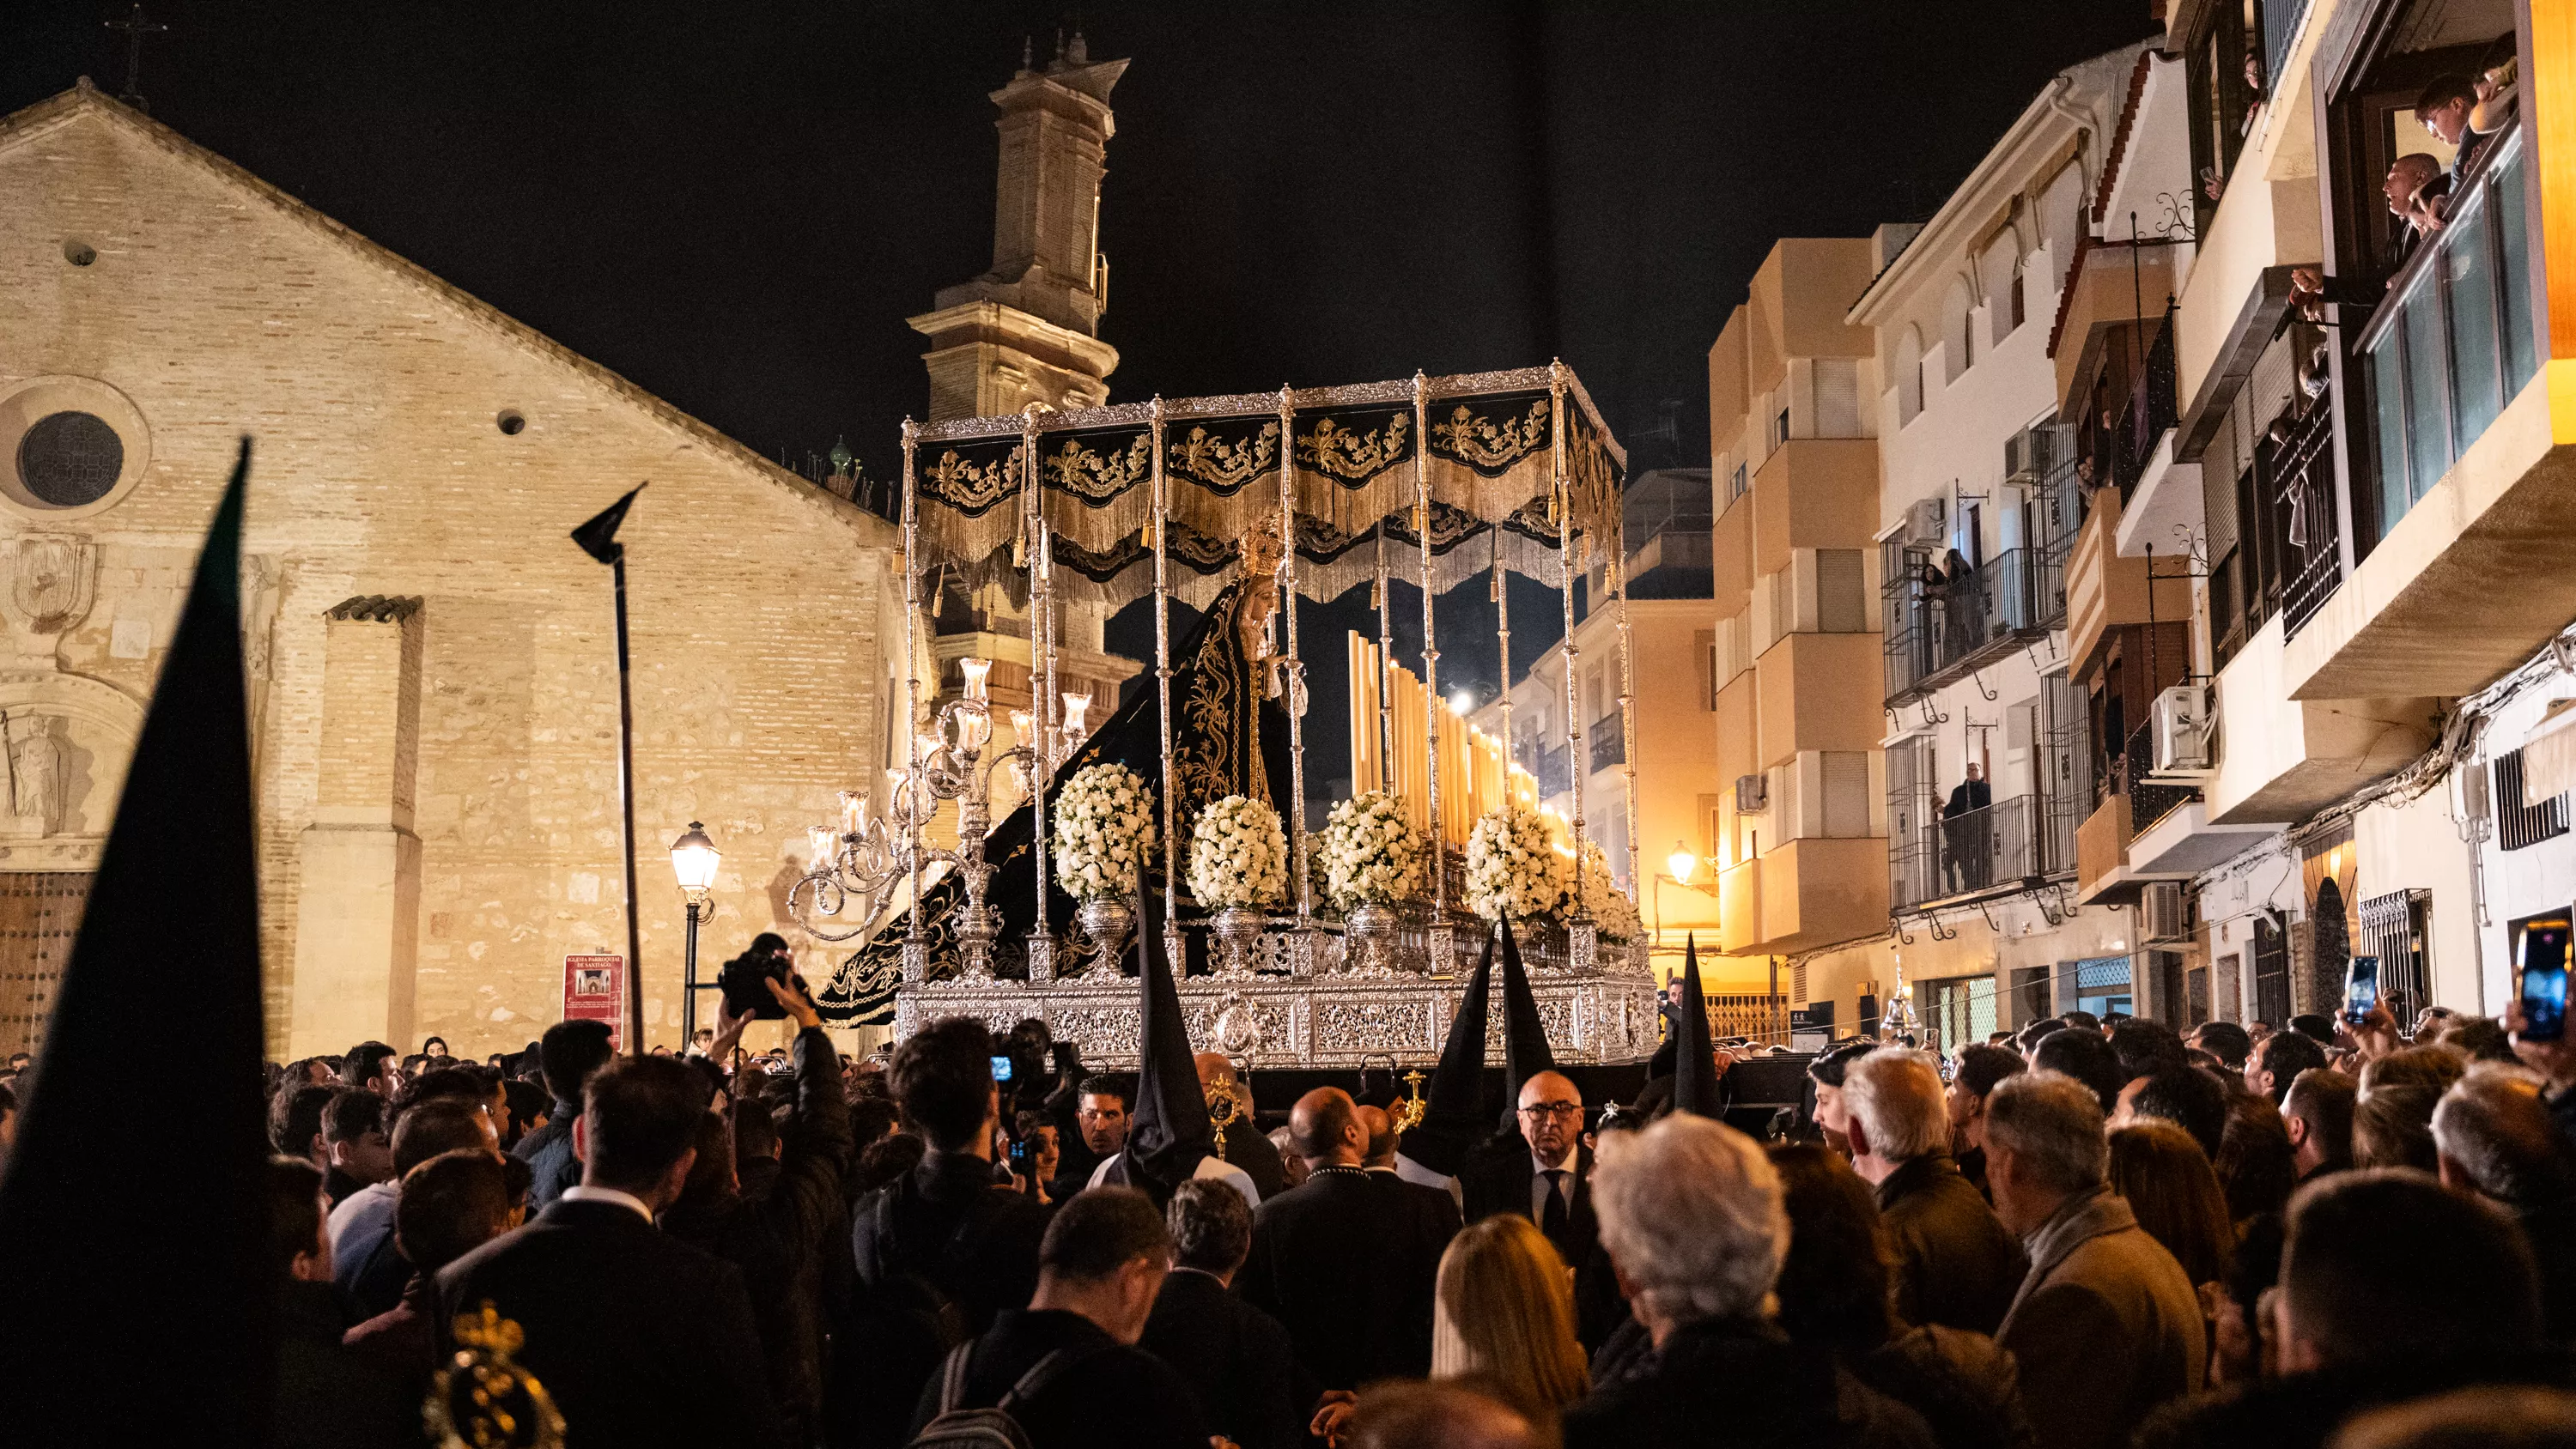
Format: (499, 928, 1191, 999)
(511, 1018, 616, 1210)
(1843, 1046, 2025, 1335)
(1460, 1070, 1621, 1347)
(1198, 1053, 1286, 1201)
(911, 1187, 1212, 1449)
(437, 1055, 784, 1449)
(1140, 1179, 1309, 1449)
(663, 977, 854, 1447)
(832, 1015, 1051, 1448)
(270, 1157, 423, 1449)
(1563, 1115, 1931, 1449)
(1238, 1088, 1455, 1390)
(1941, 763, 1993, 892)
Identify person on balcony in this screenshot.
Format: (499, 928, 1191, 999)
(1941, 765, 1992, 894)
(2416, 75, 2490, 185)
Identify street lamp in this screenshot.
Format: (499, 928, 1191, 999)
(669, 821, 720, 1048)
(1668, 841, 1698, 888)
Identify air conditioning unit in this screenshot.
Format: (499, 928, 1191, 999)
(2141, 882, 2189, 943)
(1900, 496, 1947, 547)
(1735, 773, 1769, 813)
(2153, 684, 2216, 774)
(2004, 425, 2057, 485)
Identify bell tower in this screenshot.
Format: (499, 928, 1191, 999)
(908, 33, 1127, 423)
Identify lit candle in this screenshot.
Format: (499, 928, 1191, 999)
(841, 790, 864, 836)
(1062, 692, 1091, 736)
(959, 704, 993, 749)
(960, 656, 992, 702)
(808, 826, 836, 867)
(1009, 708, 1032, 742)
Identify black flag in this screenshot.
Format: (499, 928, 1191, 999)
(1497, 917, 1555, 1128)
(0, 441, 265, 1445)
(570, 482, 644, 563)
(1672, 933, 1724, 1119)
(1115, 885, 1212, 1202)
(1397, 927, 1494, 1178)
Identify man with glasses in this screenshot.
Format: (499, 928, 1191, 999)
(1464, 1072, 1602, 1291)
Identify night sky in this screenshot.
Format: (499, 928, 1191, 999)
(7, 0, 2157, 794)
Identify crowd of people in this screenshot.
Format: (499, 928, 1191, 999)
(10, 959, 2555, 1449)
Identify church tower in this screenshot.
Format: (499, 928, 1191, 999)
(907, 34, 1127, 422)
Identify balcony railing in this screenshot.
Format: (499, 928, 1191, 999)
(2114, 719, 2199, 835)
(1880, 543, 2068, 705)
(1889, 793, 2043, 911)
(1527, 743, 1571, 799)
(2114, 309, 2180, 506)
(2275, 394, 2342, 639)
(2360, 126, 2537, 549)
(1587, 717, 1624, 773)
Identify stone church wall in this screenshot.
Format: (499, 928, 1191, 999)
(0, 91, 902, 1057)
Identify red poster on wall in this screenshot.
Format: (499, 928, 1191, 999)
(563, 955, 625, 1053)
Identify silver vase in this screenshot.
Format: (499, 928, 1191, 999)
(1343, 900, 1400, 973)
(1210, 904, 1268, 974)
(1074, 894, 1134, 977)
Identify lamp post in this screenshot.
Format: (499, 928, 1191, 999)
(670, 821, 720, 1048)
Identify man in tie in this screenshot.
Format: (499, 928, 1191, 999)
(1461, 1071, 1619, 1346)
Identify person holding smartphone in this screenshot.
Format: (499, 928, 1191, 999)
(2506, 922, 2576, 1150)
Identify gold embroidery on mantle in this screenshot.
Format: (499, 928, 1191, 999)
(922, 445, 1024, 512)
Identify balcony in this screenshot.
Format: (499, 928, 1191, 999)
(2067, 490, 2196, 682)
(2051, 239, 2184, 419)
(1528, 743, 1570, 799)
(2287, 129, 2570, 701)
(1751, 440, 1880, 579)
(2211, 614, 2436, 824)
(1889, 793, 2049, 912)
(1759, 631, 1881, 767)
(1881, 545, 2068, 706)
(2073, 721, 2202, 905)
(1717, 834, 1890, 957)
(1588, 717, 1625, 774)
(2112, 312, 2180, 506)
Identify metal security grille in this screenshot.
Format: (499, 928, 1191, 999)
(1921, 975, 1999, 1056)
(2253, 919, 2292, 1026)
(1705, 993, 1788, 1046)
(2497, 749, 2571, 852)
(2360, 888, 2434, 1024)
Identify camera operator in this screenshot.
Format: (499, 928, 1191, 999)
(1010, 1109, 1063, 1206)
(663, 969, 854, 1448)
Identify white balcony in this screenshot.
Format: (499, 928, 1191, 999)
(2115, 430, 2203, 561)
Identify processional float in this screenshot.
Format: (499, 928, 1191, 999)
(804, 363, 1659, 1068)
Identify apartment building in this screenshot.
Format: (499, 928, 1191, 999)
(1702, 239, 1889, 1038)
(2071, 0, 2560, 1029)
(1487, 467, 1724, 979)
(1782, 43, 2165, 1053)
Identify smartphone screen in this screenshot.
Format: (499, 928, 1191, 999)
(2342, 955, 2380, 1027)
(2521, 919, 2571, 1043)
(990, 1054, 1014, 1082)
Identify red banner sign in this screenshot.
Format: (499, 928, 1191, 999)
(562, 955, 625, 1053)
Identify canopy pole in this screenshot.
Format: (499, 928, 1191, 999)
(1552, 361, 1589, 927)
(1493, 524, 1512, 809)
(1375, 523, 1394, 794)
(1613, 506, 1642, 940)
(1414, 371, 1446, 941)
(1151, 398, 1178, 962)
(1024, 405, 1058, 979)
(899, 421, 927, 985)
(1279, 387, 1313, 938)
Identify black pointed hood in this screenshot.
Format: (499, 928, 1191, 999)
(1672, 934, 1724, 1119)
(570, 482, 644, 563)
(1117, 884, 1212, 1202)
(0, 442, 265, 1444)
(1396, 927, 1493, 1178)
(1497, 917, 1555, 1130)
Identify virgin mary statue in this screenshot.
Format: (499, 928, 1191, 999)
(817, 518, 1298, 1021)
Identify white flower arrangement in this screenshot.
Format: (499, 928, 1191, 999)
(1317, 791, 1427, 910)
(1052, 763, 1156, 902)
(1188, 795, 1288, 910)
(1572, 841, 1643, 943)
(1463, 808, 1571, 923)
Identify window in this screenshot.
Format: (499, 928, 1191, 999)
(1822, 751, 1870, 838)
(1728, 461, 1748, 501)
(2360, 888, 2433, 1024)
(1771, 404, 1790, 453)
(15, 412, 122, 508)
(1695, 629, 1717, 710)
(1816, 549, 1866, 633)
(1895, 326, 1924, 425)
(1941, 280, 1974, 382)
(1815, 359, 1862, 438)
(2495, 747, 2570, 852)
(2252, 918, 2292, 1025)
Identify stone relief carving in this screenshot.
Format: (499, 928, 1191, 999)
(5, 713, 62, 835)
(0, 534, 97, 663)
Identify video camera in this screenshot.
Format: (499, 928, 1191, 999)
(718, 933, 798, 1021)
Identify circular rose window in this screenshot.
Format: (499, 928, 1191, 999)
(15, 411, 125, 508)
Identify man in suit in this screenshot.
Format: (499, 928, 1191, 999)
(1139, 1179, 1308, 1449)
(1459, 1071, 1620, 1345)
(1941, 763, 1993, 891)
(1238, 1088, 1454, 1390)
(1843, 1047, 2024, 1335)
(438, 1053, 784, 1449)
(1988, 1072, 2204, 1449)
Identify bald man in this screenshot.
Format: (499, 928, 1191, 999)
(1236, 1088, 1455, 1391)
(1461, 1070, 1621, 1347)
(1196, 1052, 1286, 1201)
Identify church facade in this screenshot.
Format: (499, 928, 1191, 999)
(0, 82, 904, 1059)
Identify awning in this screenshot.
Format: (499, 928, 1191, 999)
(2520, 699, 2576, 807)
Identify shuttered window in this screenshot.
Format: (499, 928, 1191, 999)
(1817, 549, 1867, 633)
